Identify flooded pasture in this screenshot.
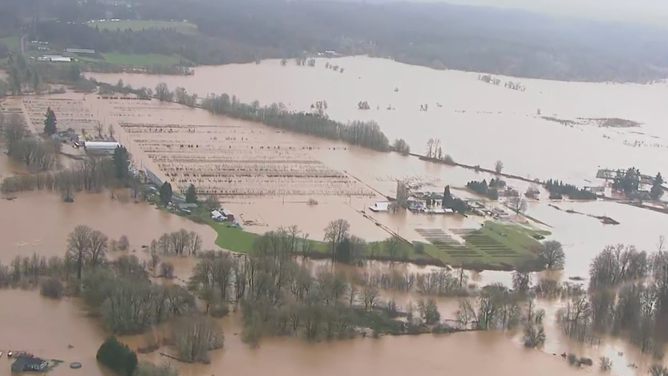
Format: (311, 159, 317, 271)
(2, 55, 668, 376)
(88, 56, 668, 184)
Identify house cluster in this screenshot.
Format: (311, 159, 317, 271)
(367, 190, 456, 215)
(210, 208, 238, 225)
(468, 201, 510, 220)
(5, 353, 49, 373)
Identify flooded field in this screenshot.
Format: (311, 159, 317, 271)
(97, 97, 373, 198)
(3, 55, 668, 376)
(22, 96, 104, 138)
(88, 56, 668, 184)
(0, 188, 217, 264)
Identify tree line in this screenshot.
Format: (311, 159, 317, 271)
(193, 86, 391, 152)
(545, 179, 597, 200)
(554, 242, 668, 360)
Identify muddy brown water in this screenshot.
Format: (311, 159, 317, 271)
(87, 56, 668, 184)
(3, 56, 668, 375)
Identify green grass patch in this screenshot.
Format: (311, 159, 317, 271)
(181, 205, 544, 270)
(101, 52, 183, 66)
(88, 20, 198, 34)
(0, 35, 20, 51)
(419, 221, 550, 270)
(209, 221, 261, 252)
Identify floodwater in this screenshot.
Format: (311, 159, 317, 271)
(0, 288, 593, 376)
(88, 56, 668, 184)
(0, 181, 217, 265)
(2, 55, 668, 376)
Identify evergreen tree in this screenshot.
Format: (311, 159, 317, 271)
(96, 336, 138, 376)
(159, 182, 173, 205)
(650, 172, 664, 200)
(112, 146, 130, 182)
(43, 107, 57, 135)
(185, 184, 198, 203)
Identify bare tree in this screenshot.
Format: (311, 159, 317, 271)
(67, 225, 93, 280)
(155, 82, 173, 102)
(108, 124, 115, 140)
(324, 219, 350, 263)
(648, 364, 668, 376)
(512, 271, 532, 294)
(426, 138, 434, 158)
(540, 240, 566, 270)
(495, 160, 504, 174)
(361, 287, 379, 311)
(171, 315, 224, 363)
(94, 123, 104, 139)
(87, 229, 108, 267)
(507, 196, 528, 214)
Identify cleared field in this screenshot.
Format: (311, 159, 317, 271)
(0, 35, 20, 51)
(87, 20, 198, 34)
(416, 221, 549, 268)
(101, 52, 183, 66)
(102, 98, 375, 198)
(22, 98, 107, 139)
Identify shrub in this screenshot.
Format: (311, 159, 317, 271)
(209, 303, 230, 318)
(96, 336, 138, 376)
(414, 243, 425, 254)
(40, 278, 64, 298)
(160, 262, 175, 279)
(118, 235, 130, 251)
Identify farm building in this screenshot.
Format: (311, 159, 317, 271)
(368, 202, 390, 212)
(37, 55, 73, 62)
(11, 355, 49, 373)
(65, 48, 96, 54)
(83, 141, 121, 155)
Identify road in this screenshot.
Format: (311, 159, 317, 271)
(19, 34, 27, 55)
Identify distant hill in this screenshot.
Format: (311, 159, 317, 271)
(7, 0, 668, 82)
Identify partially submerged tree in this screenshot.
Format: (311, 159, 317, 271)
(96, 336, 138, 376)
(539, 240, 565, 270)
(43, 107, 57, 135)
(159, 182, 173, 206)
(185, 184, 198, 204)
(171, 315, 224, 363)
(495, 160, 504, 174)
(324, 219, 350, 264)
(112, 146, 130, 182)
(507, 196, 527, 214)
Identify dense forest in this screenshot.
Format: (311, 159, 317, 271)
(2, 0, 668, 82)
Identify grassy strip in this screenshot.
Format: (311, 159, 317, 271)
(167, 202, 546, 270)
(101, 52, 183, 66)
(88, 20, 199, 35)
(0, 35, 20, 51)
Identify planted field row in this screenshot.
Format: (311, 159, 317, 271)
(22, 99, 103, 136)
(108, 104, 371, 197)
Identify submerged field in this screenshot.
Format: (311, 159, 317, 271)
(22, 96, 105, 138)
(101, 97, 374, 197)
